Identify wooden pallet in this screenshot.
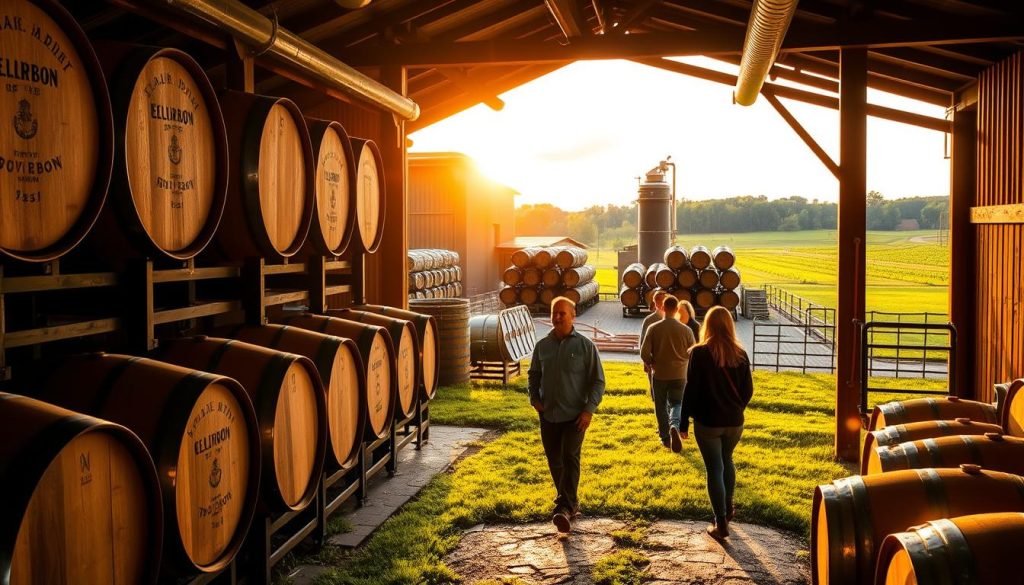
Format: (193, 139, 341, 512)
(470, 360, 522, 385)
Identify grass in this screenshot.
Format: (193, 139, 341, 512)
(304, 364, 947, 584)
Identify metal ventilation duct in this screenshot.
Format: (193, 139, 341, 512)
(734, 0, 799, 106)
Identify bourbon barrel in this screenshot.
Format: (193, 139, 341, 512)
(94, 43, 227, 260)
(869, 396, 998, 431)
(216, 91, 314, 259)
(330, 309, 419, 420)
(555, 247, 587, 269)
(0, 0, 113, 262)
(876, 513, 1024, 585)
(305, 118, 355, 256)
(565, 281, 599, 305)
(694, 288, 716, 309)
(671, 287, 693, 303)
(712, 245, 735, 270)
(811, 467, 1024, 585)
(534, 247, 563, 269)
(519, 287, 539, 305)
(31, 354, 260, 576)
(719, 268, 741, 290)
(689, 245, 712, 270)
(562, 265, 595, 287)
(655, 265, 677, 289)
(499, 286, 519, 306)
(410, 298, 471, 386)
(222, 324, 365, 470)
(157, 337, 327, 513)
(663, 245, 689, 270)
(1002, 378, 1024, 437)
(644, 263, 665, 288)
(539, 287, 561, 306)
(280, 314, 397, 440)
(860, 418, 1003, 474)
(621, 263, 646, 289)
(354, 304, 439, 400)
(350, 137, 386, 253)
(718, 289, 740, 310)
(698, 268, 720, 289)
(502, 266, 522, 286)
(619, 285, 641, 308)
(542, 268, 562, 288)
(522, 268, 542, 287)
(866, 432, 1024, 476)
(677, 268, 699, 288)
(0, 393, 161, 585)
(512, 247, 543, 269)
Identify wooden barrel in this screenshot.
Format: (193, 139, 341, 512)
(664, 245, 689, 270)
(645, 286, 665, 308)
(280, 314, 397, 440)
(469, 314, 507, 362)
(869, 396, 998, 431)
(1002, 378, 1024, 436)
(158, 337, 327, 514)
(329, 309, 419, 420)
(539, 287, 560, 306)
(499, 286, 519, 306)
(712, 245, 735, 270)
(350, 137, 386, 253)
(672, 287, 693, 303)
(690, 245, 712, 269)
(655, 265, 677, 289)
(694, 288, 716, 309)
(876, 513, 1024, 585)
(520, 287, 540, 305)
(0, 0, 113, 262)
(0, 393, 162, 585)
(645, 262, 666, 288)
(542, 268, 562, 288)
(94, 43, 227, 260)
(718, 289, 740, 310)
(512, 247, 543, 269)
(216, 91, 314, 259)
(719, 268, 741, 290)
(222, 324, 365, 470)
(622, 263, 646, 289)
(354, 304, 439, 401)
(811, 467, 1024, 585)
(502, 266, 522, 286)
(866, 432, 1024, 476)
(565, 281, 599, 305)
(555, 247, 587, 269)
(305, 118, 355, 256)
(409, 271, 426, 292)
(699, 268, 720, 289)
(522, 268, 542, 287)
(535, 246, 563, 269)
(31, 353, 260, 576)
(620, 285, 641, 308)
(410, 298, 471, 386)
(860, 418, 1002, 473)
(562, 265, 595, 287)
(677, 268, 699, 288)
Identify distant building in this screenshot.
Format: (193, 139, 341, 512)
(896, 219, 921, 230)
(408, 153, 517, 298)
(495, 236, 588, 270)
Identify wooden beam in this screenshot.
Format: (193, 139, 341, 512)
(607, 0, 660, 34)
(634, 58, 951, 133)
(970, 204, 1024, 224)
(836, 47, 867, 462)
(949, 108, 976, 398)
(545, 0, 588, 38)
(777, 54, 954, 106)
(591, 0, 606, 34)
(762, 93, 840, 179)
(378, 65, 409, 308)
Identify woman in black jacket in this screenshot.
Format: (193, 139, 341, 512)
(680, 306, 753, 540)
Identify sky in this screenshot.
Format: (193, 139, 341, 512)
(408, 57, 951, 211)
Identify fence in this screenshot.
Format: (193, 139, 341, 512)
(752, 317, 837, 373)
(859, 320, 957, 415)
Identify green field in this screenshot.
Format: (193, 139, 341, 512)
(593, 229, 949, 315)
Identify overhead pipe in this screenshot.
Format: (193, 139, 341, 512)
(734, 0, 799, 106)
(158, 0, 420, 121)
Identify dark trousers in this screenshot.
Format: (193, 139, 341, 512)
(693, 422, 744, 525)
(539, 416, 587, 512)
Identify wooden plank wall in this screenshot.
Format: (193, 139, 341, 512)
(974, 50, 1024, 401)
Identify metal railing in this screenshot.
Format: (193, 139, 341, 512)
(752, 317, 837, 373)
(762, 284, 835, 343)
(859, 320, 957, 416)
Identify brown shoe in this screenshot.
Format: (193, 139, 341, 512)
(553, 509, 572, 533)
(670, 427, 683, 453)
(706, 523, 729, 540)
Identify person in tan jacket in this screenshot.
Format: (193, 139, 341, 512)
(639, 296, 696, 451)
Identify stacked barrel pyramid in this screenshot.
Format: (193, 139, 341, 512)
(620, 245, 741, 313)
(500, 246, 598, 309)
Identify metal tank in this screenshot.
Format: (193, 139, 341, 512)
(636, 160, 675, 267)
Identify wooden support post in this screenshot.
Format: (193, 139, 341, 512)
(127, 259, 158, 352)
(836, 48, 867, 462)
(949, 105, 977, 398)
(0, 266, 7, 381)
(309, 255, 327, 314)
(243, 258, 268, 325)
(227, 40, 255, 93)
(378, 65, 409, 309)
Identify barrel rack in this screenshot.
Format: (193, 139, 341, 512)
(0, 252, 431, 585)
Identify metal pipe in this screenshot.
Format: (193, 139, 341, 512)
(159, 0, 420, 121)
(734, 0, 799, 106)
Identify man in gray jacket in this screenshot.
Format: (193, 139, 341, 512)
(639, 296, 696, 452)
(529, 297, 606, 534)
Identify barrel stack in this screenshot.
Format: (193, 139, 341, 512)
(408, 249, 463, 300)
(620, 244, 741, 316)
(500, 246, 597, 313)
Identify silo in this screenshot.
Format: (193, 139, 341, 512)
(637, 167, 673, 267)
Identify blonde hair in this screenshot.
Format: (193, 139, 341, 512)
(678, 299, 695, 321)
(696, 306, 745, 367)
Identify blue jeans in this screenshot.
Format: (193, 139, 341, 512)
(694, 422, 744, 526)
(652, 379, 684, 443)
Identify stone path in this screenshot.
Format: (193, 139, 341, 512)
(447, 518, 809, 584)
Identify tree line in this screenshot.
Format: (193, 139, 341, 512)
(515, 194, 948, 247)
